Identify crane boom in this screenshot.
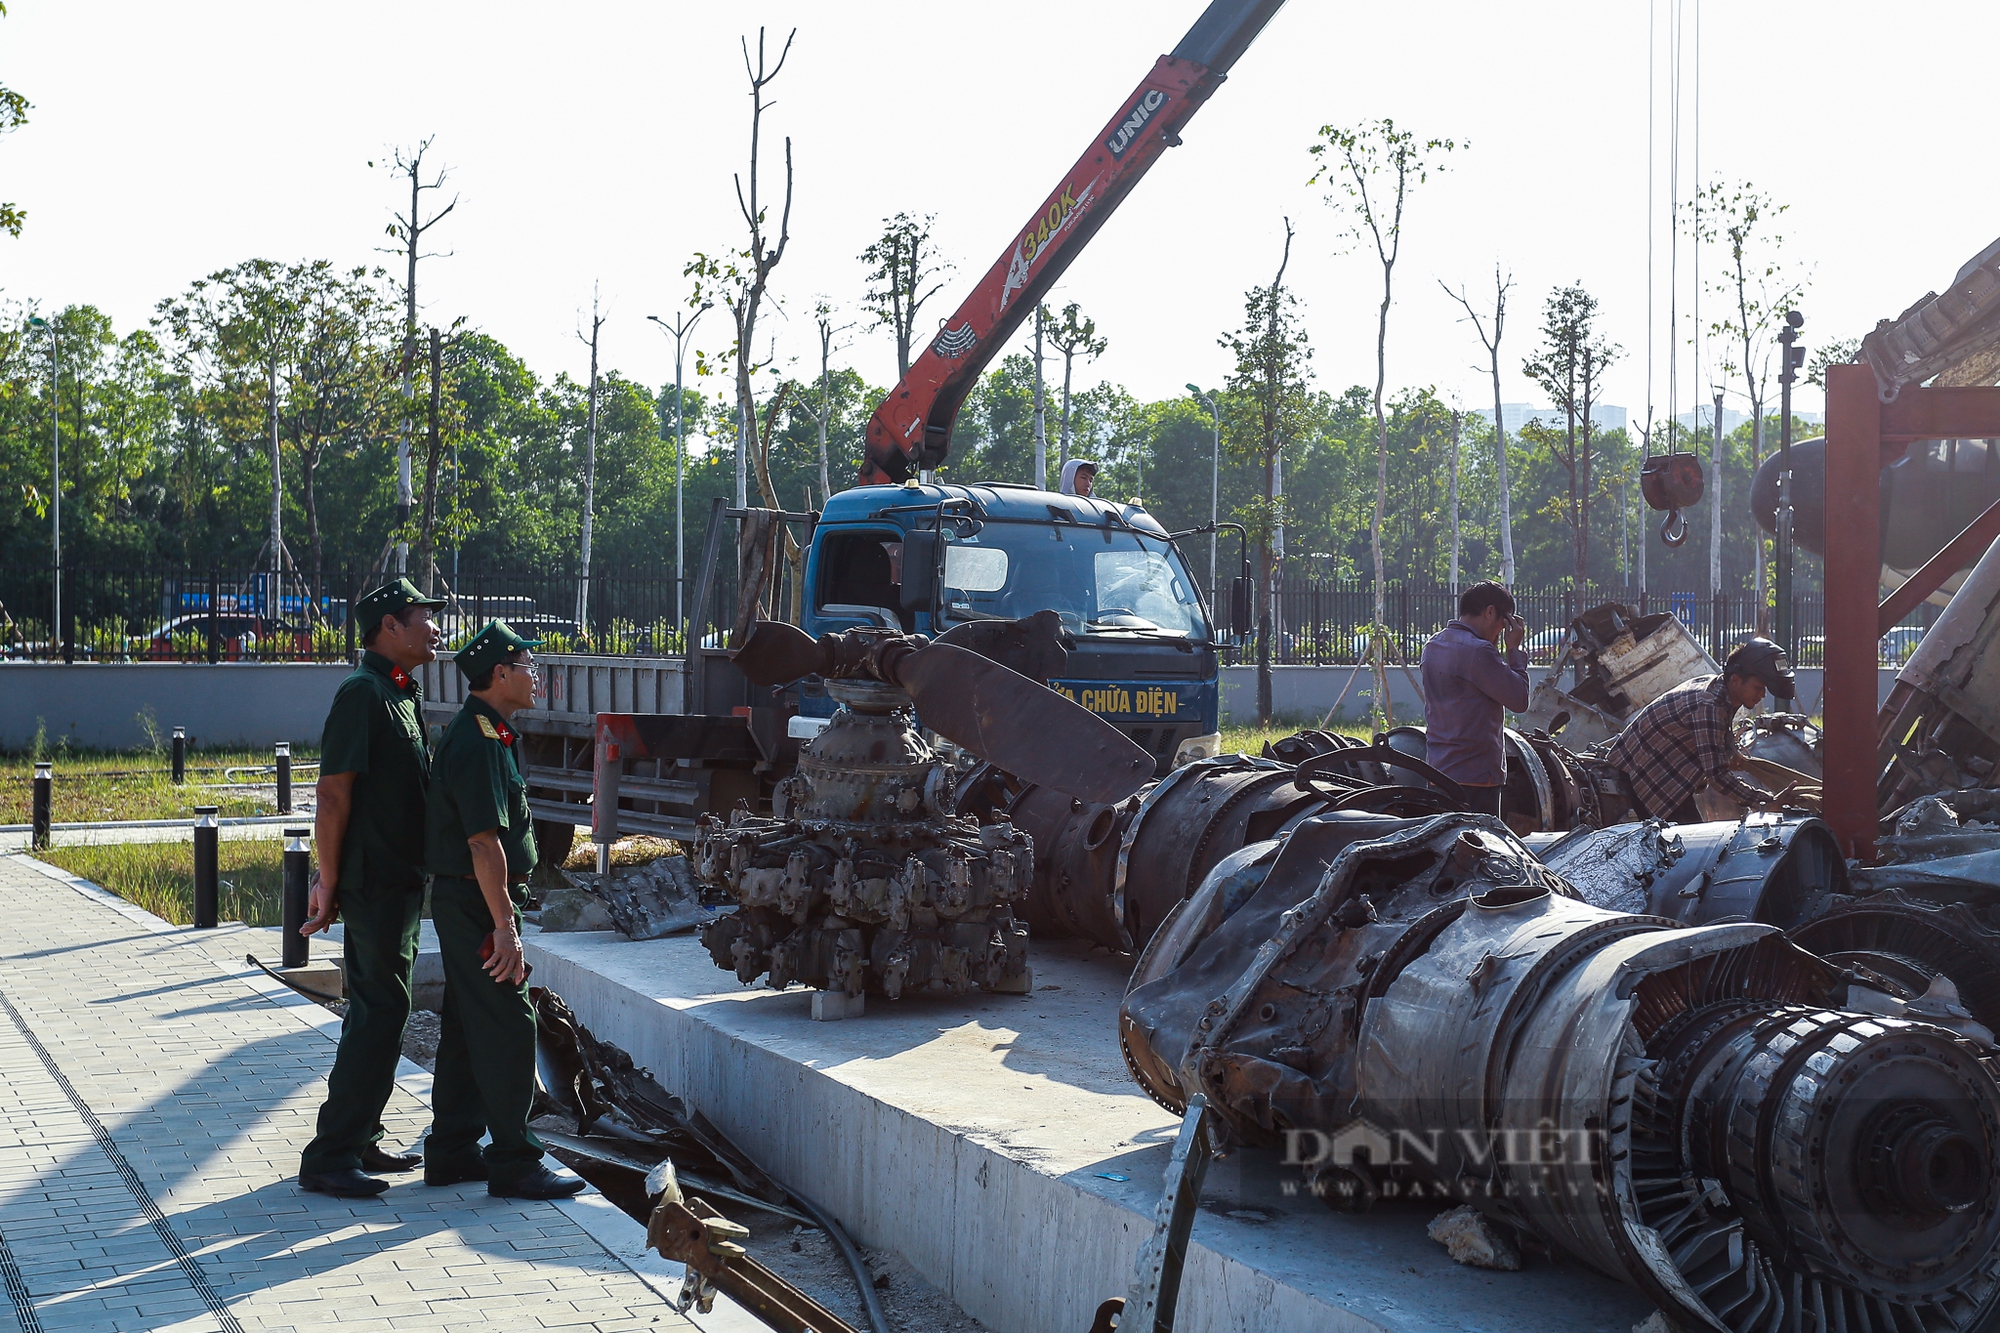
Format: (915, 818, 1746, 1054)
(858, 0, 1285, 486)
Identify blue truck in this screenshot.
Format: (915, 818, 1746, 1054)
(797, 481, 1225, 774)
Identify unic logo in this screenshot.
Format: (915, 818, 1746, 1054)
(1107, 89, 1169, 158)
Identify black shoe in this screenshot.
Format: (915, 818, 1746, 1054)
(360, 1144, 424, 1174)
(299, 1168, 390, 1198)
(489, 1166, 587, 1200)
(425, 1159, 489, 1187)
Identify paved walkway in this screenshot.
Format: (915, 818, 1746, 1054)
(0, 853, 711, 1333)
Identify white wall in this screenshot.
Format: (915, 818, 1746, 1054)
(0, 662, 351, 751)
(1219, 664, 1894, 727)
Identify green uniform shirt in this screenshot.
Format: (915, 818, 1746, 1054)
(426, 694, 538, 890)
(319, 650, 431, 890)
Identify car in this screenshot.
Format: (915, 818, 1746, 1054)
(140, 613, 310, 661)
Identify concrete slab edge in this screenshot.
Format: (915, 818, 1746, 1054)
(525, 943, 1381, 1333)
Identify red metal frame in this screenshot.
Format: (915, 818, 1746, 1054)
(1821, 364, 2000, 858)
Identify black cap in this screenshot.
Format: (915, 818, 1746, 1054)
(1725, 637, 1796, 701)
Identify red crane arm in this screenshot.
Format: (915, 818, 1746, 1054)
(858, 0, 1284, 487)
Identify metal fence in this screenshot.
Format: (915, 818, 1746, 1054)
(1219, 579, 1940, 669)
(0, 564, 698, 662)
(0, 564, 1940, 668)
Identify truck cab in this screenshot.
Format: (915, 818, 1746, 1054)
(798, 481, 1222, 775)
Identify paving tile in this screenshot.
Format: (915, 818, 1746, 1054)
(0, 855, 694, 1332)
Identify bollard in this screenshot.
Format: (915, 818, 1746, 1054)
(274, 741, 292, 814)
(31, 761, 51, 850)
(192, 806, 220, 928)
(281, 827, 311, 968)
(171, 726, 186, 785)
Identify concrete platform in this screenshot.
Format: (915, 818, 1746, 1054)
(525, 928, 1658, 1333)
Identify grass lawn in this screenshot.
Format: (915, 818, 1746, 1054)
(0, 747, 317, 825)
(41, 840, 289, 927)
(1218, 720, 1372, 758)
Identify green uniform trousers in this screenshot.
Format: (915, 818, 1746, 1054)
(426, 875, 544, 1185)
(299, 873, 423, 1175)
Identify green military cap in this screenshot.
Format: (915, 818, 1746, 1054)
(455, 619, 544, 679)
(354, 577, 446, 632)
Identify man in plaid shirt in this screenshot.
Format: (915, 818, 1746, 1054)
(1601, 639, 1796, 823)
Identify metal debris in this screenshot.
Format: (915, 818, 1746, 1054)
(1426, 1206, 1522, 1272)
(1520, 602, 1718, 748)
(1120, 811, 2000, 1332)
(564, 854, 720, 939)
(695, 676, 1035, 999)
(526, 987, 888, 1333)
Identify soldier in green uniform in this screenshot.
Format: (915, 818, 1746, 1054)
(297, 577, 446, 1198)
(422, 621, 584, 1200)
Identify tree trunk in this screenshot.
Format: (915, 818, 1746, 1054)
(1059, 347, 1074, 476)
(1580, 354, 1594, 607)
(416, 328, 445, 595)
(1371, 307, 1391, 725)
(302, 448, 322, 614)
(1257, 445, 1274, 727)
(1032, 306, 1047, 489)
(1449, 410, 1461, 592)
(579, 321, 601, 635)
(1751, 399, 1767, 635)
(268, 363, 283, 589)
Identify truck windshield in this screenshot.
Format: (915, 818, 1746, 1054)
(938, 521, 1209, 639)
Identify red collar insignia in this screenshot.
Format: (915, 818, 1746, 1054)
(495, 721, 515, 746)
(389, 666, 413, 690)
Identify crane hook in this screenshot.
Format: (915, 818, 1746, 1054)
(1660, 508, 1690, 548)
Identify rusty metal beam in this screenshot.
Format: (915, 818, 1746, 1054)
(1824, 365, 1885, 860)
(1878, 493, 2000, 634)
(1877, 383, 2000, 440)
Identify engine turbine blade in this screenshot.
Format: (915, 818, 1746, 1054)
(731, 620, 829, 686)
(893, 641, 1155, 804)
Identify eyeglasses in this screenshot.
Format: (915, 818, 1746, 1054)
(505, 659, 542, 681)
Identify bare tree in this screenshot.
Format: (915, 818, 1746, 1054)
(810, 299, 853, 502)
(1312, 119, 1456, 722)
(688, 28, 795, 510)
(374, 138, 457, 573)
(859, 213, 950, 380)
(1442, 266, 1516, 584)
(575, 289, 604, 637)
(1043, 301, 1107, 476)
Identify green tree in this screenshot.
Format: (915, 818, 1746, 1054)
(1697, 179, 1806, 631)
(1219, 222, 1314, 725)
(0, 2, 30, 238)
(1043, 301, 1106, 479)
(1311, 117, 1457, 717)
(860, 213, 951, 381)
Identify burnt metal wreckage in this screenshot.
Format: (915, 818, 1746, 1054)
(1119, 811, 2000, 1333)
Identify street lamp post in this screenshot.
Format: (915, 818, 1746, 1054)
(648, 304, 712, 650)
(1775, 310, 1806, 658)
(1188, 384, 1221, 604)
(28, 315, 57, 657)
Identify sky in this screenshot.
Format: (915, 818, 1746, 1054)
(4, 1, 1996, 444)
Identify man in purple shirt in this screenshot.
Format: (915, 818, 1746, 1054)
(1419, 581, 1529, 817)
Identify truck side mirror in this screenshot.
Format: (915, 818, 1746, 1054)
(901, 531, 940, 617)
(1229, 576, 1253, 640)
